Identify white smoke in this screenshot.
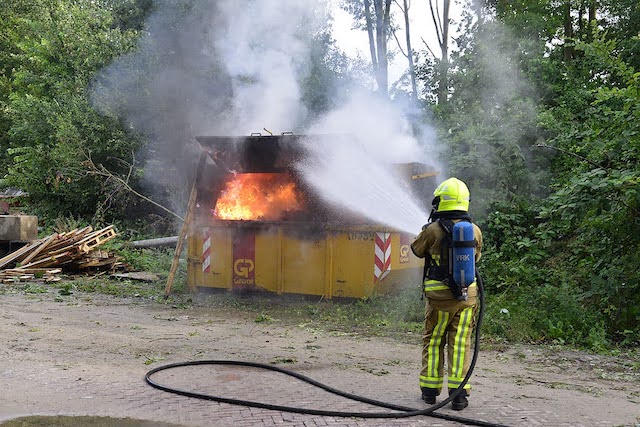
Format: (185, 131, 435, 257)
(91, 0, 443, 233)
(299, 91, 436, 234)
(213, 0, 323, 133)
(299, 142, 432, 234)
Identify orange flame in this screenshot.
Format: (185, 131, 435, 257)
(213, 173, 305, 220)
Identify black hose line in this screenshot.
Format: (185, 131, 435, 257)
(146, 272, 508, 427)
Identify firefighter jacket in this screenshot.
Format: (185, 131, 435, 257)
(411, 219, 483, 301)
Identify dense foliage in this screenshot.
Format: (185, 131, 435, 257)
(0, 0, 146, 220)
(0, 0, 638, 348)
(432, 0, 640, 348)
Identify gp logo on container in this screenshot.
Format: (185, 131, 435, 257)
(400, 234, 412, 264)
(234, 259, 255, 278)
(233, 233, 256, 287)
(399, 244, 410, 263)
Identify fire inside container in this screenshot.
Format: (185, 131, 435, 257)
(187, 134, 436, 299)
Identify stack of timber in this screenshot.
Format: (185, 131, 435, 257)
(0, 225, 125, 283)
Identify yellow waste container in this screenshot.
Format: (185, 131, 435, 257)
(186, 134, 435, 299)
(188, 221, 423, 298)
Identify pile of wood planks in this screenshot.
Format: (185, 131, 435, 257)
(0, 225, 125, 283)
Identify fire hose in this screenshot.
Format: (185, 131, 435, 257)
(145, 272, 509, 427)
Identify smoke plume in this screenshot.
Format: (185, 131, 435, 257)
(299, 91, 437, 233)
(91, 0, 441, 233)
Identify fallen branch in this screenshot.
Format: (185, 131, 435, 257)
(82, 151, 184, 222)
(534, 142, 601, 168)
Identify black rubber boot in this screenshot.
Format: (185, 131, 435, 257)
(421, 388, 438, 404)
(449, 388, 468, 411)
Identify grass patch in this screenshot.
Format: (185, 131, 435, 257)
(180, 285, 426, 344)
(67, 277, 164, 299)
(480, 291, 540, 343)
(117, 247, 176, 273)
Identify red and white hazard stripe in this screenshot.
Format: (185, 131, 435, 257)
(374, 232, 391, 283)
(202, 230, 211, 273)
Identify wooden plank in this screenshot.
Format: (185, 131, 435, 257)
(18, 227, 113, 264)
(56, 256, 77, 265)
(5, 268, 62, 275)
(1, 274, 35, 282)
(41, 243, 82, 257)
(2, 270, 29, 276)
(74, 259, 101, 268)
(56, 228, 78, 239)
(0, 224, 119, 276)
(74, 226, 93, 235)
(35, 239, 67, 254)
(0, 239, 43, 269)
(42, 229, 93, 253)
(34, 235, 111, 259)
(74, 257, 118, 269)
(86, 250, 110, 259)
(19, 251, 73, 269)
(8, 270, 37, 276)
(20, 233, 58, 265)
(57, 227, 92, 239)
(74, 225, 115, 246)
(164, 152, 206, 299)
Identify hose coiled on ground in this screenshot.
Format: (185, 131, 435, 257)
(145, 273, 507, 426)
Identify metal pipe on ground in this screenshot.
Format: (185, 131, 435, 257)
(129, 236, 178, 249)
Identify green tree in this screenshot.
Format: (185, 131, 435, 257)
(419, 0, 640, 346)
(599, 0, 640, 69)
(535, 34, 640, 343)
(484, 1, 639, 346)
(428, 1, 550, 212)
(301, 29, 371, 118)
(1, 0, 141, 219)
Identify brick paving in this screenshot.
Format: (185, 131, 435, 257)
(1, 292, 638, 427)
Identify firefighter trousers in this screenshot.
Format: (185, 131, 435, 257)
(419, 296, 477, 395)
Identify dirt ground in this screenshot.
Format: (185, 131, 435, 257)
(1, 287, 639, 427)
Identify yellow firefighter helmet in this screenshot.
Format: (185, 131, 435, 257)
(433, 177, 470, 212)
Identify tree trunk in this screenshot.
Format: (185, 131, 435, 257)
(130, 236, 179, 248)
(402, 0, 418, 100)
(363, 0, 378, 71)
(427, 0, 451, 104)
(360, 0, 391, 96)
(587, 0, 597, 41)
(373, 0, 391, 96)
(476, 0, 484, 29)
(588, 0, 597, 23)
(437, 0, 450, 105)
(563, 1, 574, 61)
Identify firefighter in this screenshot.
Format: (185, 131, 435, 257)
(410, 177, 483, 411)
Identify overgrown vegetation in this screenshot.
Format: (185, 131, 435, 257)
(0, 0, 146, 220)
(0, 0, 638, 349)
(435, 1, 640, 349)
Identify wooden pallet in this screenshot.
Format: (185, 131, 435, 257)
(0, 225, 123, 280)
(75, 226, 117, 254)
